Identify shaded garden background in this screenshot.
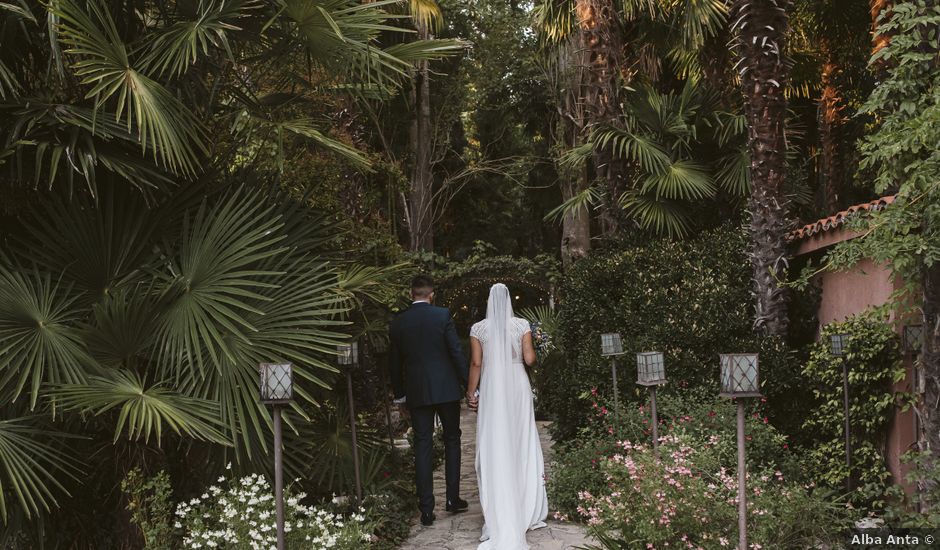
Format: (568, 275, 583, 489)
(1, 0, 939, 548)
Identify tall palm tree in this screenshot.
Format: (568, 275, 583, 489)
(539, 0, 727, 243)
(731, 0, 791, 337)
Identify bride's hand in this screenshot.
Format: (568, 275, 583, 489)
(466, 393, 479, 412)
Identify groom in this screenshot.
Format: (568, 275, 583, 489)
(389, 275, 470, 526)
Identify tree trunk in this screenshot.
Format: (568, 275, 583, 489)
(576, 0, 624, 237)
(871, 0, 893, 59)
(408, 21, 434, 252)
(819, 44, 845, 213)
(554, 38, 593, 266)
(732, 0, 791, 338)
(921, 263, 940, 461)
(561, 175, 592, 267)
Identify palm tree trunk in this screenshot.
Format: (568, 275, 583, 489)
(732, 0, 791, 337)
(819, 44, 845, 213)
(408, 21, 434, 252)
(871, 0, 893, 59)
(576, 0, 624, 236)
(561, 175, 592, 267)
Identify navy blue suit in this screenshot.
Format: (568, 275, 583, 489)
(389, 301, 468, 514)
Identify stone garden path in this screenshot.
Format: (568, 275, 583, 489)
(398, 404, 595, 550)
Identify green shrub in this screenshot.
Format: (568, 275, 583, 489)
(549, 386, 804, 519)
(122, 468, 176, 550)
(802, 315, 907, 497)
(545, 224, 809, 441)
(546, 437, 620, 520)
(863, 451, 940, 529)
(578, 436, 850, 549)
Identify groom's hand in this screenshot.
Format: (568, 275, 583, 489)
(466, 393, 478, 412)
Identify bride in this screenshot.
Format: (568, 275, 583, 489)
(466, 283, 548, 550)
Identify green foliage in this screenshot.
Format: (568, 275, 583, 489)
(0, 0, 463, 195)
(589, 79, 749, 237)
(0, 185, 402, 540)
(121, 468, 176, 550)
(546, 437, 620, 520)
(577, 436, 849, 549)
(863, 451, 940, 528)
(802, 316, 907, 496)
(583, 387, 799, 476)
(825, 2, 940, 301)
(546, 224, 808, 440)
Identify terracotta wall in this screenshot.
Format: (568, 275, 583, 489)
(814, 258, 916, 492)
(816, 258, 895, 328)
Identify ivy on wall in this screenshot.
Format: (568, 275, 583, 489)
(802, 314, 910, 496)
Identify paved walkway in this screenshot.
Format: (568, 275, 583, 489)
(398, 404, 595, 550)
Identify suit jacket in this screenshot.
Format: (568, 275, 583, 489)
(389, 302, 469, 408)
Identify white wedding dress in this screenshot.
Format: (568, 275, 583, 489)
(470, 284, 548, 550)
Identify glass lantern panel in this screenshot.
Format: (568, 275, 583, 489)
(260, 363, 293, 403)
(719, 354, 760, 397)
(904, 325, 923, 353)
(829, 333, 848, 357)
(601, 333, 624, 356)
(636, 352, 665, 385)
(337, 343, 359, 365)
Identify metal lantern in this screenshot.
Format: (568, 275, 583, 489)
(719, 353, 760, 550)
(258, 362, 293, 550)
(600, 333, 625, 356)
(904, 324, 924, 354)
(719, 354, 760, 398)
(636, 352, 666, 386)
(337, 342, 363, 503)
(259, 363, 293, 404)
(830, 333, 850, 357)
(337, 342, 359, 366)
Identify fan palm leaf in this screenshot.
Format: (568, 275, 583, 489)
(143, 0, 259, 78)
(619, 191, 693, 237)
(152, 189, 287, 377)
(53, 370, 230, 446)
(640, 159, 716, 200)
(0, 261, 91, 408)
(51, 0, 207, 175)
(0, 416, 80, 524)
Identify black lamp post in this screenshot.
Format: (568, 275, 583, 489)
(600, 333, 626, 435)
(830, 332, 853, 492)
(259, 362, 293, 550)
(636, 352, 666, 455)
(719, 353, 760, 550)
(337, 342, 363, 503)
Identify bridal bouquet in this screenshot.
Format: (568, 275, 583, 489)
(530, 322, 553, 356)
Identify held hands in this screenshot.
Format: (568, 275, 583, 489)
(466, 391, 479, 412)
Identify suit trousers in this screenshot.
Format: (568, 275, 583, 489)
(410, 400, 462, 514)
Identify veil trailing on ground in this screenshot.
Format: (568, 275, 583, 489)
(476, 283, 547, 550)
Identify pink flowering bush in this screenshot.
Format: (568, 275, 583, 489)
(578, 436, 849, 549)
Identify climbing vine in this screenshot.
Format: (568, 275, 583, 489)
(802, 313, 911, 497)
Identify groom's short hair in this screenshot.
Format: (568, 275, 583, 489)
(411, 275, 434, 298)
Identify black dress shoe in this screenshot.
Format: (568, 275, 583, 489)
(445, 497, 468, 513)
(420, 511, 436, 526)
